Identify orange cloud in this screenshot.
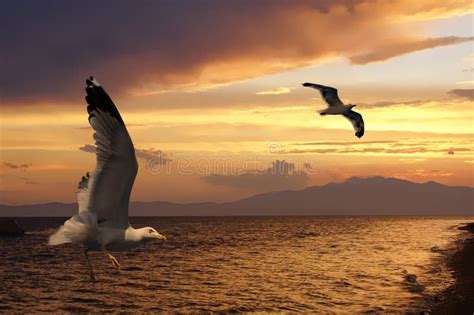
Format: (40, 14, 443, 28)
(448, 89, 474, 100)
(2, 1, 472, 104)
(349, 36, 474, 64)
(202, 160, 309, 192)
(283, 139, 474, 156)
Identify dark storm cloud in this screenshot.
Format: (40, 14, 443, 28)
(0, 0, 343, 103)
(1, 0, 472, 105)
(202, 160, 309, 192)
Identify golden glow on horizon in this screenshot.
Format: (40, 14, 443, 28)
(1, 5, 473, 205)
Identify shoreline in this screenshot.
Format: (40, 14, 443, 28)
(433, 222, 474, 313)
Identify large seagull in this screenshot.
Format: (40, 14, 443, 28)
(49, 77, 166, 281)
(302, 82, 364, 138)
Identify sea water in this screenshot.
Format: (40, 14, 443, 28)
(0, 216, 471, 312)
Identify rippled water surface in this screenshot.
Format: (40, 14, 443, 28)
(0, 216, 471, 313)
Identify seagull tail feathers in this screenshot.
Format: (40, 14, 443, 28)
(48, 212, 98, 245)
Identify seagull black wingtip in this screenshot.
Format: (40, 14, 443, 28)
(83, 76, 126, 127)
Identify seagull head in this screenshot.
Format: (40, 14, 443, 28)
(140, 227, 167, 242)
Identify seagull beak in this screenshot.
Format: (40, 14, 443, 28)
(154, 233, 167, 241)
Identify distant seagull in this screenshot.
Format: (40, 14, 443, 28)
(49, 76, 166, 281)
(302, 82, 364, 138)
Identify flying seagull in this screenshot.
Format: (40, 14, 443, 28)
(302, 82, 364, 138)
(49, 76, 166, 281)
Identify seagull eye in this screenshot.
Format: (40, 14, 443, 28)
(148, 229, 154, 233)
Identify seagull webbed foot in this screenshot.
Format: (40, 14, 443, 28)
(101, 244, 121, 269)
(108, 254, 121, 269)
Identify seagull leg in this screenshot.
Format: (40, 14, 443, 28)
(84, 249, 95, 281)
(101, 244, 120, 269)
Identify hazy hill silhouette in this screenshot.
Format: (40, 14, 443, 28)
(221, 177, 473, 215)
(1, 177, 472, 217)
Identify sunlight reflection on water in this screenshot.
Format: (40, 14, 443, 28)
(0, 216, 471, 312)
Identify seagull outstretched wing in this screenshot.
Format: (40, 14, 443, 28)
(343, 110, 365, 138)
(302, 82, 344, 107)
(84, 77, 138, 229)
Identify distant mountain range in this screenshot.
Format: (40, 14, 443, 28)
(1, 177, 473, 217)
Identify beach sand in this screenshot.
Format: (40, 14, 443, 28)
(433, 223, 474, 314)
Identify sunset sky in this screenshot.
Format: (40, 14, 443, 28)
(1, 0, 473, 205)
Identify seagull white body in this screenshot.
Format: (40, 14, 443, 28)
(49, 76, 166, 280)
(302, 82, 365, 138)
(52, 213, 162, 251)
